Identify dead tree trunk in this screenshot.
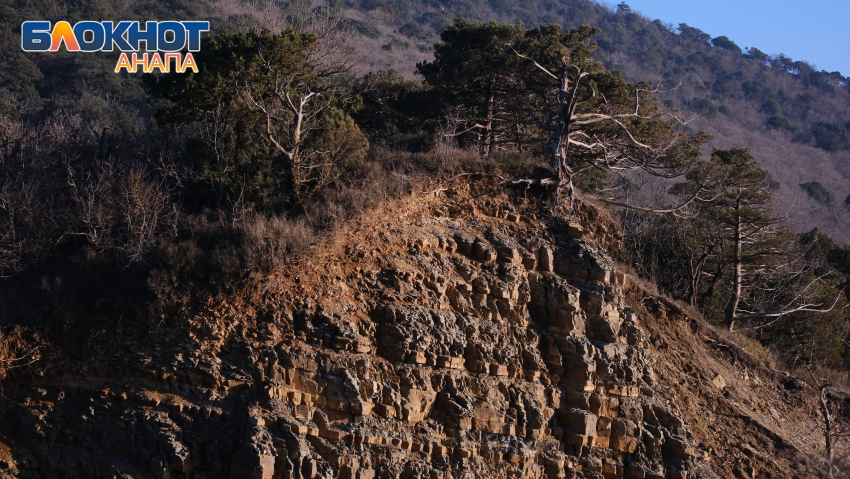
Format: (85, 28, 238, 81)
(808, 366, 836, 476)
(479, 76, 496, 157)
(725, 199, 743, 331)
(821, 384, 835, 475)
(687, 250, 711, 306)
(548, 66, 591, 190)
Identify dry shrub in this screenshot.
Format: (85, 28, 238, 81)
(616, 262, 659, 296)
(147, 212, 246, 319)
(304, 148, 421, 230)
(0, 326, 42, 382)
(620, 259, 780, 370)
(671, 298, 705, 322)
(120, 167, 177, 265)
(242, 214, 313, 272)
(72, 159, 177, 266)
(411, 137, 467, 173)
(148, 210, 317, 318)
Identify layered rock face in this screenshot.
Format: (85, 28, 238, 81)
(2, 182, 703, 478)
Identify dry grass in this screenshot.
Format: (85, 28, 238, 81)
(669, 298, 705, 322)
(714, 326, 779, 369)
(0, 326, 42, 383)
(617, 259, 781, 372)
(792, 365, 850, 395)
(242, 214, 314, 273)
(622, 257, 848, 394)
(615, 262, 658, 296)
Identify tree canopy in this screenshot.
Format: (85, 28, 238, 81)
(148, 29, 367, 207)
(710, 35, 741, 53)
(417, 20, 526, 155)
(419, 21, 708, 198)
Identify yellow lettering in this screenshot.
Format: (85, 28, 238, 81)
(132, 53, 148, 73)
(114, 52, 132, 73)
(50, 21, 79, 51)
(181, 52, 198, 73)
(164, 53, 182, 73)
(148, 53, 165, 73)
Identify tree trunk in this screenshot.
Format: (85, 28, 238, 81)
(700, 264, 724, 306)
(551, 68, 569, 175)
(808, 366, 836, 477)
(724, 200, 743, 331)
(819, 384, 835, 475)
(480, 76, 496, 157)
(488, 128, 496, 157)
(688, 256, 707, 306)
(687, 242, 716, 306)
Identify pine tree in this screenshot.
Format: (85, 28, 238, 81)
(417, 20, 527, 156)
(672, 148, 840, 331)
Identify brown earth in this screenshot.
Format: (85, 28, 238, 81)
(0, 176, 836, 478)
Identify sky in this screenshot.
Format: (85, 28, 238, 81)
(620, 0, 850, 75)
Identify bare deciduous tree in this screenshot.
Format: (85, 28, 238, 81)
(237, 42, 337, 202)
(800, 335, 850, 478)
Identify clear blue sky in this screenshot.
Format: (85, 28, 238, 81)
(621, 0, 850, 75)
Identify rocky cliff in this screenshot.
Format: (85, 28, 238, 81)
(0, 178, 831, 478)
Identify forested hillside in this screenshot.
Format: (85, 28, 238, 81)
(2, 0, 849, 237)
(327, 0, 850, 242)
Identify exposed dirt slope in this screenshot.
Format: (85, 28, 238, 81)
(0, 177, 831, 478)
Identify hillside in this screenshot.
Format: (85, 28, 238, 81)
(0, 178, 836, 478)
(1, 0, 848, 240)
(320, 0, 850, 242)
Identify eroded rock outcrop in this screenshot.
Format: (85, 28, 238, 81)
(0, 180, 756, 478)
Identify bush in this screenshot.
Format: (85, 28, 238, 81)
(689, 97, 718, 118)
(342, 19, 382, 39)
(810, 122, 850, 151)
(710, 36, 741, 53)
(447, 149, 543, 178)
(313, 108, 370, 180)
(382, 37, 409, 51)
(766, 175, 781, 190)
(800, 182, 834, 205)
(716, 328, 777, 368)
(573, 167, 612, 193)
(243, 214, 313, 272)
(742, 81, 772, 101)
(399, 22, 428, 40)
(148, 210, 315, 318)
(0, 326, 43, 382)
(792, 131, 812, 144)
(766, 115, 794, 131)
(410, 139, 474, 173)
(761, 99, 782, 116)
(792, 365, 850, 393)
